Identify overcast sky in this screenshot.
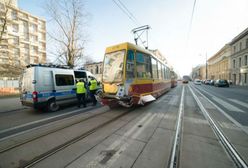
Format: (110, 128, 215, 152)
(19, 0, 248, 77)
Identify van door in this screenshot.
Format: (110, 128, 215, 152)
(52, 70, 76, 104)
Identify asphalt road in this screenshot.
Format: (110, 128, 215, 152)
(192, 83, 248, 126)
(0, 83, 247, 167)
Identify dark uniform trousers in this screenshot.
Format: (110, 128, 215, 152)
(90, 90, 97, 105)
(77, 93, 86, 107)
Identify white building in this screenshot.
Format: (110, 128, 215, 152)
(230, 27, 248, 86)
(0, 0, 46, 78)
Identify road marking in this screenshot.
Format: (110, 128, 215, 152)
(228, 98, 248, 109)
(189, 85, 248, 168)
(191, 85, 248, 135)
(212, 96, 245, 113)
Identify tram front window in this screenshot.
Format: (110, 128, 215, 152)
(103, 50, 125, 83)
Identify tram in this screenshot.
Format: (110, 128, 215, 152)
(100, 42, 172, 107)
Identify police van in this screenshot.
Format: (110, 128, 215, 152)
(20, 64, 101, 112)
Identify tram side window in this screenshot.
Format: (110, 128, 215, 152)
(152, 58, 158, 79)
(158, 62, 163, 79)
(162, 65, 165, 79)
(136, 52, 152, 78)
(126, 50, 135, 78)
(166, 67, 170, 80)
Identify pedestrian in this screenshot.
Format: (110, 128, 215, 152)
(88, 76, 98, 106)
(76, 79, 87, 108)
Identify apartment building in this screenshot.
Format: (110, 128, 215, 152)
(0, 0, 46, 78)
(230, 27, 248, 86)
(84, 62, 103, 81)
(207, 44, 231, 80)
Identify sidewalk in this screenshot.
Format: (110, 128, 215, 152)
(229, 84, 248, 90)
(0, 96, 26, 113)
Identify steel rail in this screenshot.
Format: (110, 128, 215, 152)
(0, 106, 108, 153)
(22, 107, 135, 168)
(168, 86, 185, 168)
(189, 85, 248, 168)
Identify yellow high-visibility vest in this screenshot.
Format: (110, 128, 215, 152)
(76, 82, 86, 94)
(89, 79, 97, 91)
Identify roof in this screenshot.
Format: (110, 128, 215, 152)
(105, 42, 167, 66)
(230, 27, 248, 45)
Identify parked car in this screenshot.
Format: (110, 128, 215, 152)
(194, 79, 201, 85)
(214, 79, 229, 87)
(204, 80, 211, 85)
(210, 80, 215, 85)
(228, 80, 232, 85)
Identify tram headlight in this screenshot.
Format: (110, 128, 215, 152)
(116, 85, 125, 97)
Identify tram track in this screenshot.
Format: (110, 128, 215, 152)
(168, 86, 185, 168)
(22, 107, 136, 168)
(189, 85, 248, 168)
(0, 105, 102, 141)
(0, 106, 138, 167)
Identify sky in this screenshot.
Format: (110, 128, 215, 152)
(18, 0, 248, 77)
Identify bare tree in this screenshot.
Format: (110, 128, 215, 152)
(45, 0, 89, 68)
(0, 0, 11, 43)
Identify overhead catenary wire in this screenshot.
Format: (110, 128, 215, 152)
(116, 0, 140, 24)
(112, 0, 139, 26)
(187, 0, 197, 43)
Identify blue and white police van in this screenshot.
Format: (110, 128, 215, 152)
(20, 64, 101, 112)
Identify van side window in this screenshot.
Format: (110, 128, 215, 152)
(55, 74, 74, 86)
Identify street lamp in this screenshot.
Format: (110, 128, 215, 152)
(205, 53, 208, 80)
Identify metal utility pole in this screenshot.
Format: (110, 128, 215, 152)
(206, 53, 208, 79)
(132, 25, 151, 49)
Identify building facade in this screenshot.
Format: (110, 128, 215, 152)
(229, 27, 248, 86)
(207, 44, 231, 80)
(191, 64, 206, 80)
(0, 0, 46, 78)
(84, 62, 103, 81)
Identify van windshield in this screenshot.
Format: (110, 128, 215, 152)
(102, 50, 125, 83)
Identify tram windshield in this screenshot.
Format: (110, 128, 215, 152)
(103, 50, 125, 83)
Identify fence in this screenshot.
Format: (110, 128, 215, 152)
(0, 78, 20, 96)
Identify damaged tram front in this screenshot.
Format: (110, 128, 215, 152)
(100, 42, 172, 107)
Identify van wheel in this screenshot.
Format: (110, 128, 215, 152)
(47, 100, 59, 112)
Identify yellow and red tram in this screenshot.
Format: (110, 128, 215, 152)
(100, 42, 172, 107)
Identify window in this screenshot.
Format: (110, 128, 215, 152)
(152, 58, 158, 79)
(126, 50, 135, 78)
(13, 48, 19, 58)
(135, 52, 152, 78)
(246, 39, 248, 48)
(245, 73, 247, 84)
(239, 57, 241, 67)
(11, 10, 17, 20)
(233, 59, 235, 68)
(244, 55, 247, 66)
(30, 35, 38, 42)
(12, 24, 18, 33)
(158, 62, 162, 79)
(233, 46, 236, 53)
(31, 46, 38, 54)
(24, 33, 29, 41)
(12, 36, 19, 45)
(0, 2, 5, 10)
(30, 24, 37, 33)
(55, 74, 74, 86)
(240, 42, 242, 51)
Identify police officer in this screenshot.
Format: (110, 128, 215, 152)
(88, 76, 97, 106)
(76, 79, 87, 108)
